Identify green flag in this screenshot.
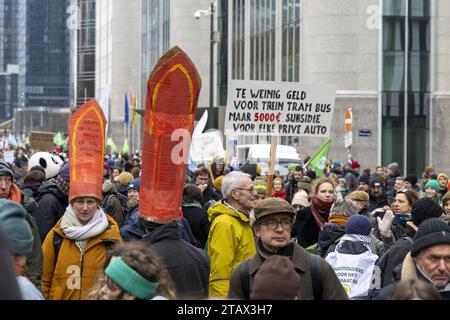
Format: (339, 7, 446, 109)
(306, 139, 332, 177)
(53, 132, 65, 146)
(106, 137, 118, 154)
(122, 138, 129, 155)
(62, 137, 68, 152)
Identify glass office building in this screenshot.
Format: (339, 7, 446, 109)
(382, 0, 430, 175)
(0, 0, 23, 120)
(18, 0, 71, 109)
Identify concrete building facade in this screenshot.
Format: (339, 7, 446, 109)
(95, 0, 141, 147)
(106, 0, 450, 175)
(221, 0, 450, 176)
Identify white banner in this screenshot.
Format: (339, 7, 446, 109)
(225, 80, 337, 137)
(3, 151, 14, 164)
(193, 110, 208, 139)
(190, 131, 225, 162)
(326, 250, 378, 299)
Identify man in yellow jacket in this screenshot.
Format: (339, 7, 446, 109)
(207, 171, 257, 297)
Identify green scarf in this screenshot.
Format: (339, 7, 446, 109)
(181, 200, 203, 209)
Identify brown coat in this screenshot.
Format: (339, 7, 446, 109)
(41, 215, 121, 300)
(228, 242, 348, 300)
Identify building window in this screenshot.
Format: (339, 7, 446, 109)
(382, 0, 430, 175)
(232, 0, 245, 79)
(282, 0, 300, 82)
(250, 0, 276, 81)
(218, 0, 228, 106)
(141, 0, 170, 108)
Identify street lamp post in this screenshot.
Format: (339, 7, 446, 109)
(209, 1, 215, 130)
(195, 1, 217, 130)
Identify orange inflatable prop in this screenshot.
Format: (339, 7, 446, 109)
(140, 46, 201, 223)
(68, 99, 106, 202)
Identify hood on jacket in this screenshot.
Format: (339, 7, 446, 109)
(102, 180, 118, 194)
(207, 200, 251, 224)
(36, 180, 68, 203)
(317, 223, 345, 250)
(336, 240, 369, 255)
(142, 221, 181, 244)
(344, 169, 360, 178)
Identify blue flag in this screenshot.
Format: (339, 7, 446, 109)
(124, 93, 129, 124)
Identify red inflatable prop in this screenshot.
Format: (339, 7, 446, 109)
(140, 46, 201, 223)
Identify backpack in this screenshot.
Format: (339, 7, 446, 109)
(374, 236, 413, 288)
(103, 192, 128, 211)
(240, 253, 323, 300)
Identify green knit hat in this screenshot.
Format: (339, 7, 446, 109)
(0, 199, 33, 255)
(253, 178, 267, 194)
(425, 179, 440, 193)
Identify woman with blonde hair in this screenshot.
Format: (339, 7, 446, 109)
(292, 177, 336, 248)
(272, 177, 286, 200)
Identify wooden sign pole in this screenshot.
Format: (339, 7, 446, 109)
(266, 136, 278, 197)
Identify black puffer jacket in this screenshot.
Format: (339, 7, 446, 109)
(182, 203, 210, 249)
(316, 223, 345, 257)
(101, 182, 125, 228)
(31, 181, 68, 243)
(375, 223, 416, 288)
(368, 192, 389, 213)
(292, 207, 321, 248)
(285, 180, 299, 204)
(142, 222, 210, 299)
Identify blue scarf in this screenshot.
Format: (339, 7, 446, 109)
(395, 214, 412, 223)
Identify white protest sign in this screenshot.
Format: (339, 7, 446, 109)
(345, 131, 353, 149)
(190, 131, 225, 162)
(225, 80, 337, 137)
(3, 151, 14, 164)
(326, 250, 378, 298)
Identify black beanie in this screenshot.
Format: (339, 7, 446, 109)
(369, 173, 383, 189)
(358, 173, 370, 185)
(0, 161, 14, 180)
(240, 163, 259, 180)
(404, 174, 418, 186)
(29, 165, 46, 176)
(305, 170, 316, 180)
(411, 218, 450, 257)
(411, 197, 443, 227)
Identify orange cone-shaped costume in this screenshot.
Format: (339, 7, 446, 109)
(140, 46, 201, 223)
(68, 100, 107, 202)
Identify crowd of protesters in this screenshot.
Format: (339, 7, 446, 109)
(0, 145, 449, 300)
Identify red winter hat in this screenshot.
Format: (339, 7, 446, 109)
(351, 160, 360, 169)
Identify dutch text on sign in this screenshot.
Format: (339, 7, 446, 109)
(225, 80, 337, 137)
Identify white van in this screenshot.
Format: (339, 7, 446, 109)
(235, 144, 302, 176)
